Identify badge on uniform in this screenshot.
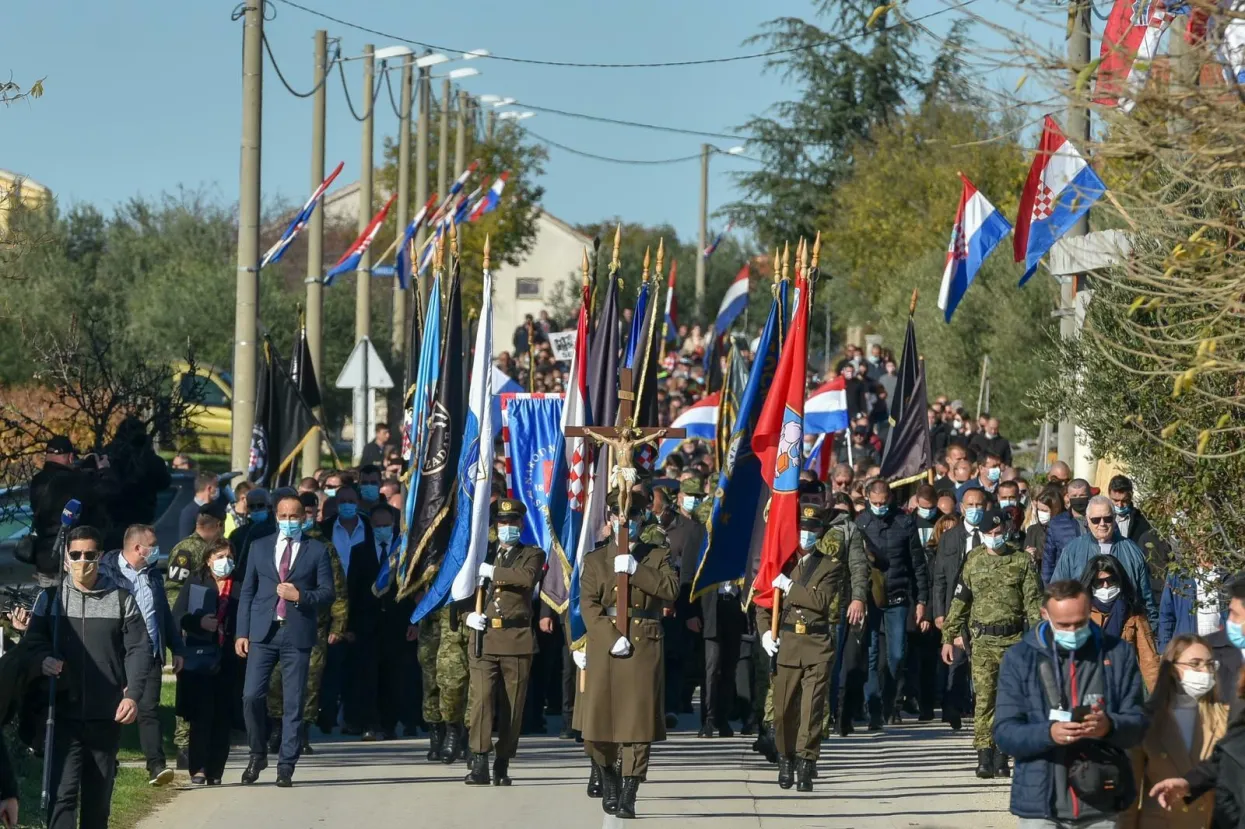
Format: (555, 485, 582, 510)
(794, 621, 807, 635)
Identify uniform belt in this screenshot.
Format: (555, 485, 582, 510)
(486, 617, 529, 630)
(780, 622, 829, 635)
(971, 620, 1025, 637)
(605, 607, 661, 621)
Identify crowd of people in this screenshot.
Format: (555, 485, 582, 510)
(8, 327, 1245, 829)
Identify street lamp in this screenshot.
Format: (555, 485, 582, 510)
(497, 111, 535, 120)
(444, 67, 480, 80)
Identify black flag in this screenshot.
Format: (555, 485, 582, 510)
(588, 270, 620, 428)
(879, 316, 931, 486)
(247, 346, 273, 486)
(886, 315, 920, 430)
(398, 261, 465, 600)
(250, 340, 317, 487)
(289, 323, 322, 410)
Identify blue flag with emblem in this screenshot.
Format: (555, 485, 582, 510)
(691, 280, 789, 599)
(503, 395, 565, 554)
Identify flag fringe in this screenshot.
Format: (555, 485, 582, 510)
(396, 501, 453, 602)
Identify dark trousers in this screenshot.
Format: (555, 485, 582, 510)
(838, 613, 869, 723)
(944, 639, 971, 717)
(135, 657, 165, 772)
(48, 718, 120, 829)
(703, 635, 741, 727)
(351, 622, 405, 733)
(188, 675, 233, 780)
(243, 623, 311, 769)
(318, 639, 349, 729)
(662, 617, 687, 714)
(560, 640, 575, 721)
(907, 626, 941, 716)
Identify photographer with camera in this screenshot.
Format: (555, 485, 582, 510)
(27, 437, 115, 587)
(100, 417, 171, 551)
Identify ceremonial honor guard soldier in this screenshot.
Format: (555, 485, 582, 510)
(580, 489, 679, 819)
(757, 504, 844, 792)
(463, 498, 544, 786)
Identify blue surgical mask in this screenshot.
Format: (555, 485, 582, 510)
(1228, 620, 1245, 649)
(986, 467, 1002, 483)
(211, 557, 235, 578)
(999, 498, 1017, 509)
(301, 517, 316, 531)
(324, 487, 338, 499)
(799, 530, 818, 550)
(628, 519, 643, 539)
(250, 509, 270, 524)
(338, 503, 358, 520)
(373, 525, 394, 545)
(869, 503, 888, 516)
(1052, 624, 1091, 651)
(682, 496, 700, 512)
(497, 525, 521, 545)
(1113, 504, 1131, 516)
(964, 507, 984, 526)
(916, 506, 936, 520)
(278, 520, 302, 539)
(360, 484, 380, 502)
(983, 534, 1007, 551)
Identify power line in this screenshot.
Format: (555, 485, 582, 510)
(268, 0, 976, 70)
(336, 57, 383, 122)
(521, 127, 762, 166)
(262, 33, 335, 98)
(512, 101, 749, 142)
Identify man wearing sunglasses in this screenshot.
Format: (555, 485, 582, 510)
(1050, 495, 1158, 629)
(24, 525, 155, 829)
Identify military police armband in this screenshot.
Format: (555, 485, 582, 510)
(168, 565, 189, 582)
(952, 580, 972, 603)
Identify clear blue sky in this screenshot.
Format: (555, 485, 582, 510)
(5, 1, 1047, 241)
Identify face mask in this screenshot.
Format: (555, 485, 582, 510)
(953, 419, 963, 430)
(1052, 624, 1091, 651)
(69, 560, 99, 586)
(1069, 497, 1090, 515)
(360, 484, 380, 502)
(1019, 493, 1029, 506)
(373, 525, 395, 545)
(211, 558, 235, 578)
(681, 496, 700, 512)
(964, 507, 984, 526)
(984, 534, 1007, 551)
(1227, 619, 1245, 649)
(302, 517, 316, 531)
(916, 506, 936, 520)
(985, 430, 998, 439)
(338, 503, 358, 520)
(866, 355, 879, 364)
(799, 530, 818, 550)
(628, 519, 643, 540)
(986, 467, 1002, 483)
(250, 509, 270, 524)
(869, 503, 888, 517)
(1180, 670, 1217, 699)
(497, 525, 521, 545)
(278, 520, 302, 539)
(1093, 585, 1121, 603)
(999, 498, 1017, 509)
(1113, 504, 1131, 517)
(1036, 509, 1051, 525)
(324, 487, 338, 499)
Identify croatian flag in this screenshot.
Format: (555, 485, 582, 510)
(262, 162, 344, 269)
(703, 219, 735, 260)
(712, 264, 750, 338)
(453, 177, 489, 225)
(469, 172, 509, 222)
(664, 260, 678, 342)
(1095, 0, 1175, 112)
(938, 174, 1012, 322)
(393, 193, 439, 291)
(655, 392, 720, 467)
(433, 162, 478, 222)
(1014, 117, 1106, 286)
(325, 194, 397, 285)
(804, 376, 851, 436)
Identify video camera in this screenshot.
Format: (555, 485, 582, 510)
(0, 586, 39, 617)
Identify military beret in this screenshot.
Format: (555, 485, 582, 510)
(198, 500, 227, 521)
(679, 476, 705, 496)
(798, 504, 828, 529)
(978, 507, 1008, 534)
(495, 498, 526, 520)
(606, 490, 646, 517)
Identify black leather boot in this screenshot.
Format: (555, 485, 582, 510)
(796, 759, 815, 792)
(601, 765, 621, 815)
(617, 777, 640, 819)
(464, 752, 490, 785)
(441, 723, 465, 765)
(777, 754, 795, 789)
(976, 748, 996, 779)
(994, 749, 1011, 778)
(759, 724, 778, 764)
(493, 756, 511, 786)
(586, 762, 603, 798)
(301, 723, 314, 755)
(241, 755, 267, 785)
(426, 722, 445, 762)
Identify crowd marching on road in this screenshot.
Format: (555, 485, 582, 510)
(6, 318, 1245, 829)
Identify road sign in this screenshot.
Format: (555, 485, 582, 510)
(335, 337, 394, 389)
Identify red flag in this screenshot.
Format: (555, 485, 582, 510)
(750, 272, 810, 609)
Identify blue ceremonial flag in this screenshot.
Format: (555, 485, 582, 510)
(502, 395, 565, 553)
(624, 281, 650, 369)
(489, 366, 524, 437)
(691, 279, 788, 599)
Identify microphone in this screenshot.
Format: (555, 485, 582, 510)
(61, 499, 82, 527)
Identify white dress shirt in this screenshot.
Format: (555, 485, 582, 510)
(332, 518, 366, 575)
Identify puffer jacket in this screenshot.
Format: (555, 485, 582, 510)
(855, 509, 928, 607)
(1041, 511, 1083, 586)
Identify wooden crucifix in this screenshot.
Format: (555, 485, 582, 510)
(566, 366, 684, 638)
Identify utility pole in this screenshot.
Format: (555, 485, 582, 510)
(301, 29, 328, 478)
(230, 1, 263, 473)
(695, 144, 709, 322)
(355, 44, 375, 344)
(486, 110, 496, 142)
(437, 78, 451, 220)
(393, 53, 413, 358)
(414, 63, 431, 305)
(1060, 1, 1091, 467)
(455, 90, 468, 179)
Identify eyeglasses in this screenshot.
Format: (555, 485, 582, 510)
(1087, 516, 1115, 526)
(1177, 659, 1220, 671)
(1093, 577, 1118, 588)
(67, 549, 101, 562)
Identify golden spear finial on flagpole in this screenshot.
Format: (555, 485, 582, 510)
(800, 237, 810, 279)
(581, 247, 591, 288)
(781, 241, 790, 282)
(610, 224, 622, 273)
(435, 225, 446, 273)
(655, 238, 664, 283)
(483, 234, 491, 272)
(772, 247, 781, 283)
(910, 288, 919, 316)
(812, 231, 822, 270)
(449, 217, 459, 259)
(642, 246, 651, 282)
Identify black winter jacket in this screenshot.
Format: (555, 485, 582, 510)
(856, 509, 929, 607)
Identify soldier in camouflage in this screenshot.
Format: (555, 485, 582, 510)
(940, 507, 1042, 779)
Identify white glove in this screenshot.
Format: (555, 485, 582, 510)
(465, 612, 486, 631)
(772, 573, 794, 593)
(610, 636, 633, 657)
(614, 554, 638, 575)
(573, 650, 587, 671)
(761, 630, 780, 657)
(478, 563, 495, 581)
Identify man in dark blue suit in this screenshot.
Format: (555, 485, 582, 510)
(236, 493, 335, 787)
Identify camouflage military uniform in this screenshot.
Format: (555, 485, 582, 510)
(436, 606, 470, 724)
(941, 542, 1042, 749)
(167, 534, 210, 752)
(268, 538, 348, 722)
(419, 611, 444, 723)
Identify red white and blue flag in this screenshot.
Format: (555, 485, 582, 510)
(261, 161, 344, 268)
(712, 263, 750, 338)
(325, 193, 397, 285)
(1095, 0, 1176, 112)
(804, 376, 850, 436)
(750, 271, 810, 609)
(663, 260, 678, 342)
(394, 193, 439, 291)
(938, 174, 1012, 322)
(703, 219, 735, 260)
(1014, 117, 1107, 286)
(468, 172, 509, 222)
(655, 392, 720, 467)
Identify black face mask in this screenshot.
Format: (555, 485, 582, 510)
(1069, 497, 1091, 515)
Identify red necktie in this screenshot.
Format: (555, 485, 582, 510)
(277, 538, 293, 619)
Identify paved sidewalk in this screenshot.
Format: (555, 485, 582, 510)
(136, 720, 1013, 829)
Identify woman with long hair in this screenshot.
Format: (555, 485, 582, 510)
(1081, 553, 1161, 691)
(1024, 486, 1064, 570)
(1121, 635, 1228, 829)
